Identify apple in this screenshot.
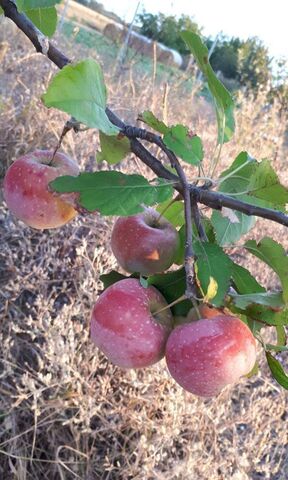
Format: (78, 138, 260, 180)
(166, 315, 257, 397)
(111, 208, 180, 275)
(90, 278, 173, 368)
(3, 150, 79, 229)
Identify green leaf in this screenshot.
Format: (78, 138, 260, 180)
(246, 318, 265, 335)
(265, 344, 288, 352)
(24, 7, 57, 37)
(245, 305, 288, 326)
(231, 263, 265, 295)
(245, 237, 288, 304)
(211, 210, 256, 247)
(156, 200, 185, 227)
(181, 30, 235, 144)
(42, 59, 119, 135)
(1, 2, 59, 32)
(99, 270, 142, 290)
(148, 268, 192, 316)
(212, 152, 257, 245)
(201, 217, 216, 243)
(154, 178, 175, 202)
(265, 324, 287, 351)
(138, 111, 169, 134)
(174, 218, 216, 266)
(174, 225, 185, 265)
(50, 171, 173, 216)
(17, 0, 60, 8)
(276, 325, 287, 347)
(261, 309, 288, 326)
(266, 352, 288, 389)
(194, 242, 233, 306)
(97, 132, 130, 164)
(217, 152, 257, 193)
(229, 292, 284, 310)
(100, 270, 128, 290)
(216, 152, 288, 211)
(247, 159, 288, 210)
(211, 152, 288, 246)
(163, 125, 203, 165)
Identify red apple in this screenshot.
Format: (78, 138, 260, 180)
(111, 209, 180, 275)
(166, 315, 257, 397)
(3, 150, 79, 229)
(90, 278, 173, 368)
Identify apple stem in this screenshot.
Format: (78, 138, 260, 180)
(141, 205, 162, 228)
(48, 148, 57, 166)
(49, 117, 81, 166)
(156, 195, 182, 223)
(152, 294, 187, 316)
(255, 332, 266, 348)
(193, 304, 201, 320)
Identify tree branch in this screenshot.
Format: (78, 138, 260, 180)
(195, 188, 288, 227)
(190, 194, 208, 242)
(127, 129, 197, 298)
(123, 125, 199, 299)
(166, 156, 196, 300)
(0, 0, 69, 68)
(106, 112, 180, 183)
(2, 0, 288, 230)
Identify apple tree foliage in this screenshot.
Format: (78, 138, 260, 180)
(1, 0, 288, 390)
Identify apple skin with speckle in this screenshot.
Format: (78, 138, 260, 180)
(111, 209, 180, 275)
(165, 315, 257, 397)
(90, 278, 173, 368)
(3, 150, 79, 229)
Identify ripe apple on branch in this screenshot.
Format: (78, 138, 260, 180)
(3, 150, 79, 229)
(166, 314, 257, 397)
(111, 208, 180, 275)
(1, 0, 288, 396)
(90, 278, 173, 368)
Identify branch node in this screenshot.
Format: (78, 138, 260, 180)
(37, 33, 49, 56)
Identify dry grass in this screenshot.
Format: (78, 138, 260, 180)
(0, 19, 288, 480)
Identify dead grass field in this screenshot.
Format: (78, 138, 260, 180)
(0, 19, 288, 480)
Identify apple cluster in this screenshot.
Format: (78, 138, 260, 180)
(91, 210, 257, 398)
(4, 151, 257, 398)
(91, 276, 257, 397)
